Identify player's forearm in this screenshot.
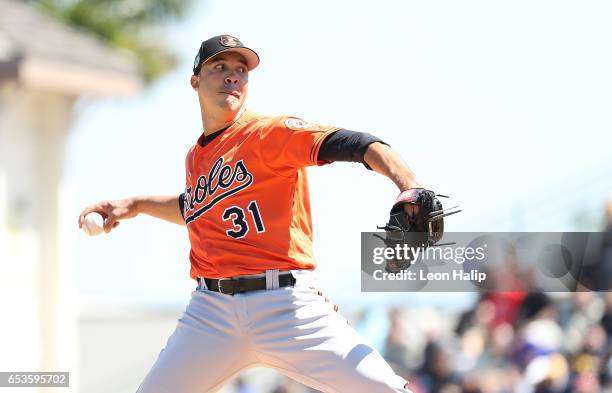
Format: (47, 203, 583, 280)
(363, 142, 421, 192)
(133, 195, 185, 226)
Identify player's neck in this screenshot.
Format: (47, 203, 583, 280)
(201, 106, 245, 135)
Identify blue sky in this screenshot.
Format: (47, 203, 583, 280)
(65, 0, 612, 309)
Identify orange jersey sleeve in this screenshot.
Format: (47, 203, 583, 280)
(183, 111, 342, 279)
(259, 116, 341, 171)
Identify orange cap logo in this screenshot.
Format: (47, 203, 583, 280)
(219, 35, 241, 48)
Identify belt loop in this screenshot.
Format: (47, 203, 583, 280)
(197, 277, 208, 291)
(265, 269, 279, 289)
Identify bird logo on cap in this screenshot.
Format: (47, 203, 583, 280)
(219, 35, 241, 48)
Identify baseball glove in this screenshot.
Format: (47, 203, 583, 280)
(377, 188, 461, 272)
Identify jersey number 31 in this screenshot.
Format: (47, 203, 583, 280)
(222, 200, 265, 239)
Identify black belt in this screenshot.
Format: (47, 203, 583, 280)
(199, 273, 296, 296)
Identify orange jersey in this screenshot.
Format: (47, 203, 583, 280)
(183, 110, 340, 279)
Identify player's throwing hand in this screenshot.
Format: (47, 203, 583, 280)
(78, 199, 137, 233)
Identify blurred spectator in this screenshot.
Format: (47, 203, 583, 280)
(514, 314, 563, 369)
(236, 377, 261, 393)
(353, 308, 390, 352)
(384, 308, 412, 372)
(559, 292, 605, 354)
(522, 352, 569, 392)
(415, 340, 461, 393)
(601, 293, 612, 338)
(601, 351, 612, 391)
(270, 385, 289, 393)
(518, 292, 554, 324)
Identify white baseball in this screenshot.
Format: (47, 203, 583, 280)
(83, 212, 105, 236)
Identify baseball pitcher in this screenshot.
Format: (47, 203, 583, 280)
(78, 34, 451, 393)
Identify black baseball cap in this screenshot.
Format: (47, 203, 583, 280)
(192, 34, 260, 75)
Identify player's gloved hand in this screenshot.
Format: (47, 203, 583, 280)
(78, 198, 139, 234)
(377, 188, 461, 273)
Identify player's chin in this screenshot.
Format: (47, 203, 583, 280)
(219, 96, 243, 112)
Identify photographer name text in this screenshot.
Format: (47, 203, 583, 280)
(372, 269, 487, 283)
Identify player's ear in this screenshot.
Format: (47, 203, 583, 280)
(190, 75, 199, 90)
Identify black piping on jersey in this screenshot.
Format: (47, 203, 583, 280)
(317, 129, 388, 170)
(179, 193, 186, 219)
(309, 134, 322, 164)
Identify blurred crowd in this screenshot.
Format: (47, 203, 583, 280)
(232, 204, 612, 393)
(233, 292, 610, 393)
(388, 291, 610, 393)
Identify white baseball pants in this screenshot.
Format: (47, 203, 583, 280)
(136, 270, 411, 393)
